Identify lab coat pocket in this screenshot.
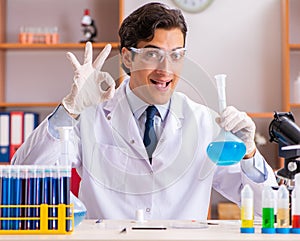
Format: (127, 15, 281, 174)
(88, 143, 130, 192)
(88, 142, 155, 194)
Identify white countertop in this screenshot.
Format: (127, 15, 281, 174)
(0, 219, 299, 241)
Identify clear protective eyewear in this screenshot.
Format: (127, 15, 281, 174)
(130, 47, 186, 66)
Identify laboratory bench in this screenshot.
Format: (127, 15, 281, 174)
(0, 219, 299, 241)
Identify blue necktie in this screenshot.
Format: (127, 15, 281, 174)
(143, 106, 158, 163)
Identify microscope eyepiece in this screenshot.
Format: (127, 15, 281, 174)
(269, 112, 300, 145)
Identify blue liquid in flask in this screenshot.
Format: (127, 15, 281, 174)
(206, 140, 246, 166)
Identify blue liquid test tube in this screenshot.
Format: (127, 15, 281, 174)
(59, 166, 71, 231)
(261, 186, 276, 234)
(52, 166, 60, 230)
(44, 167, 53, 230)
(20, 166, 29, 230)
(2, 166, 11, 230)
(28, 166, 38, 230)
(11, 166, 22, 230)
(36, 166, 45, 230)
(56, 127, 73, 231)
(0, 165, 3, 230)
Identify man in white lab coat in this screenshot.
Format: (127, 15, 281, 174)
(12, 2, 277, 220)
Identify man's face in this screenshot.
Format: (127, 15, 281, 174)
(122, 28, 185, 105)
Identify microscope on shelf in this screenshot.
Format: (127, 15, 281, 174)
(269, 111, 300, 187)
(80, 9, 97, 43)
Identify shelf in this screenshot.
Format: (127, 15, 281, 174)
(0, 102, 58, 108)
(0, 102, 275, 119)
(247, 112, 274, 119)
(290, 44, 300, 49)
(290, 103, 300, 108)
(0, 42, 120, 50)
(290, 44, 300, 50)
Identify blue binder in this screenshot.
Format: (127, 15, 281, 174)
(0, 112, 10, 163)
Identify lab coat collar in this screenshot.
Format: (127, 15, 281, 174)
(102, 79, 184, 166)
(103, 80, 148, 159)
(104, 78, 184, 123)
(125, 81, 170, 121)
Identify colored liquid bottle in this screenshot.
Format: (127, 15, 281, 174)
(261, 186, 275, 234)
(206, 74, 246, 166)
(240, 184, 254, 233)
(292, 173, 300, 234)
(206, 132, 246, 165)
(276, 184, 290, 234)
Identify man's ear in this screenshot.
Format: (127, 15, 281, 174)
(121, 47, 132, 69)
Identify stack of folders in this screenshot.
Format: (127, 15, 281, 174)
(0, 112, 39, 163)
(0, 165, 72, 232)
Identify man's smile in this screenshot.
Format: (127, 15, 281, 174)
(150, 79, 172, 89)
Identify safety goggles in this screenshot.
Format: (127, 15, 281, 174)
(129, 47, 186, 66)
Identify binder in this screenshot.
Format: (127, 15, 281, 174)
(71, 169, 81, 197)
(9, 112, 24, 160)
(24, 112, 39, 141)
(0, 112, 10, 163)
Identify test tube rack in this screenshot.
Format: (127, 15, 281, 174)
(0, 204, 74, 234)
(0, 165, 73, 234)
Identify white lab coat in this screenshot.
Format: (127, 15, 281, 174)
(12, 80, 277, 220)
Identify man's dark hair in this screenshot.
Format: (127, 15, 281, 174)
(119, 2, 188, 74)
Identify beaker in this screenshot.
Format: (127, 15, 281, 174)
(206, 74, 246, 166)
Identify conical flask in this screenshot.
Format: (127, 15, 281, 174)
(206, 74, 246, 166)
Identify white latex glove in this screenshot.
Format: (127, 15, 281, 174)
(62, 42, 115, 115)
(216, 106, 256, 156)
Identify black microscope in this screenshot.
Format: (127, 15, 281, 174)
(269, 111, 300, 187)
(80, 9, 97, 43)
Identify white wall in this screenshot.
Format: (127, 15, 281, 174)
(123, 0, 282, 219)
(124, 0, 282, 113)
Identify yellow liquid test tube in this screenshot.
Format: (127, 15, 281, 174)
(276, 184, 290, 234)
(240, 184, 254, 233)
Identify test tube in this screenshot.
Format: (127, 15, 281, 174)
(2, 166, 11, 230)
(11, 166, 21, 230)
(28, 166, 38, 230)
(240, 184, 254, 233)
(44, 167, 53, 229)
(276, 184, 290, 234)
(36, 166, 45, 230)
(215, 74, 227, 113)
(51, 26, 59, 44)
(59, 166, 71, 231)
(292, 173, 300, 234)
(0, 166, 3, 230)
(20, 166, 29, 230)
(19, 26, 27, 44)
(56, 127, 72, 231)
(261, 185, 276, 234)
(56, 126, 73, 166)
(0, 166, 2, 230)
(51, 166, 60, 230)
